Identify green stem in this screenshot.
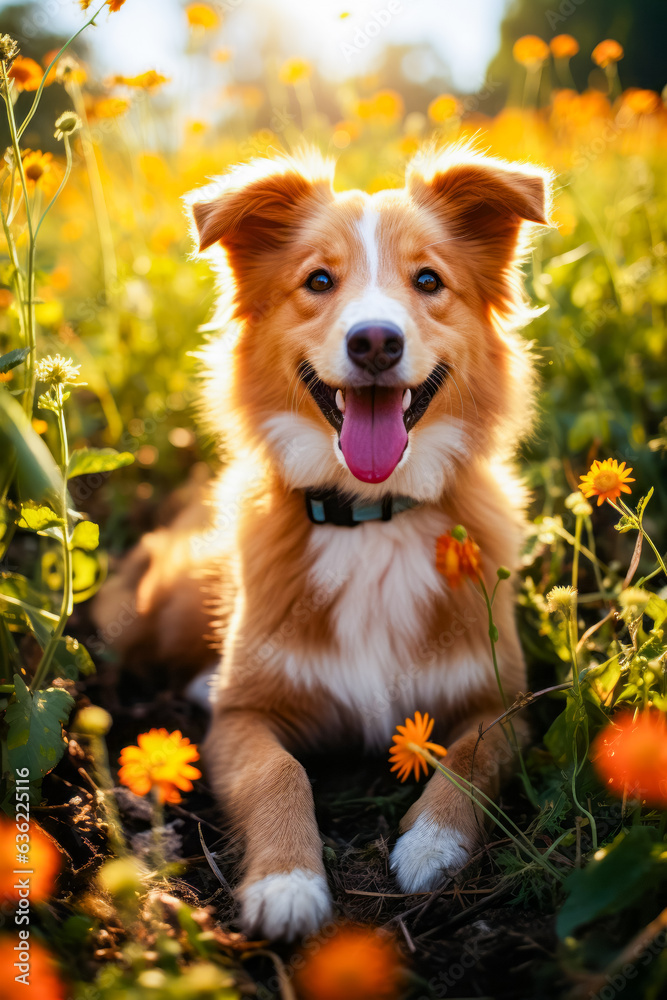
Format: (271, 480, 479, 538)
(69, 81, 118, 299)
(476, 575, 537, 806)
(614, 498, 667, 579)
(572, 514, 582, 591)
(15, 1, 108, 143)
(1, 60, 35, 417)
(34, 135, 73, 242)
(30, 387, 72, 691)
(427, 753, 562, 880)
(563, 599, 598, 849)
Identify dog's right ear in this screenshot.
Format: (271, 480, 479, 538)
(190, 155, 334, 261)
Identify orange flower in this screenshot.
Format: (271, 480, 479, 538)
(579, 458, 634, 507)
(428, 94, 460, 123)
(550, 34, 579, 59)
(0, 288, 14, 309)
(592, 39, 624, 68)
(278, 58, 311, 85)
(435, 531, 482, 588)
(8, 56, 45, 92)
(118, 728, 201, 804)
(513, 35, 550, 68)
(32, 418, 48, 435)
(0, 818, 61, 904)
(389, 711, 447, 783)
(112, 70, 169, 90)
(294, 926, 401, 1000)
(22, 149, 53, 189)
(94, 97, 129, 119)
(0, 937, 66, 1000)
(186, 3, 220, 29)
(108, 0, 128, 10)
(621, 88, 660, 115)
(592, 712, 667, 807)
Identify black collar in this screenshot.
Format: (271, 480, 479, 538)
(304, 488, 422, 527)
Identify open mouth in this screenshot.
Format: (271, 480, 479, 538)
(298, 361, 448, 484)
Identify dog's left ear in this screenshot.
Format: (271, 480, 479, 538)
(407, 149, 552, 315)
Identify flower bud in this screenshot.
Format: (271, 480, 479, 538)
(72, 705, 113, 736)
(54, 110, 82, 140)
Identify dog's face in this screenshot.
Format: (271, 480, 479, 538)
(192, 149, 549, 499)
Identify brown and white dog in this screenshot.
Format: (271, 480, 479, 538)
(97, 144, 551, 940)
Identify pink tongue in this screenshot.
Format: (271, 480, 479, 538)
(339, 386, 408, 484)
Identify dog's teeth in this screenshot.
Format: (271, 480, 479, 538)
(402, 388, 412, 413)
(335, 389, 345, 414)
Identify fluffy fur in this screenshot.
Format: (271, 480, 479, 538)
(94, 144, 551, 940)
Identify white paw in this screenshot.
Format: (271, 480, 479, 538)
(239, 869, 333, 940)
(391, 814, 473, 893)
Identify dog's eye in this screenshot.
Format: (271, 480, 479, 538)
(415, 270, 442, 293)
(306, 270, 333, 292)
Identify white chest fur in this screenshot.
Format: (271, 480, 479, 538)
(280, 506, 489, 745)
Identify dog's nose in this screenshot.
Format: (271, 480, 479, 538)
(346, 321, 404, 372)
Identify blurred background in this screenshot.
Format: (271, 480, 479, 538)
(1, 0, 666, 557)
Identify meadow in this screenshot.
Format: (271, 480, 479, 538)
(1, 3, 667, 998)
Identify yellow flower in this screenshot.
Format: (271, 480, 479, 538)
(550, 34, 579, 59)
(118, 728, 201, 804)
(113, 70, 169, 90)
(35, 355, 82, 386)
(22, 149, 53, 189)
(592, 40, 623, 68)
(513, 35, 550, 69)
(31, 418, 48, 435)
(94, 97, 130, 119)
(278, 58, 311, 85)
(55, 55, 87, 86)
(579, 458, 635, 507)
(8, 55, 45, 92)
(435, 530, 482, 588)
(427, 94, 460, 123)
(389, 712, 447, 782)
(186, 3, 220, 29)
(545, 585, 577, 615)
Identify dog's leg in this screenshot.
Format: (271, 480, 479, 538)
(204, 709, 332, 940)
(391, 710, 525, 892)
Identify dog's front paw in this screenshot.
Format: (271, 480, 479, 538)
(239, 868, 333, 940)
(390, 814, 473, 893)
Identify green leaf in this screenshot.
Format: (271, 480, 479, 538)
(67, 448, 134, 479)
(72, 549, 106, 603)
(17, 504, 63, 533)
(645, 595, 667, 629)
(0, 573, 56, 648)
(636, 487, 654, 522)
(0, 389, 60, 501)
(70, 520, 99, 551)
(5, 674, 74, 778)
(0, 348, 30, 374)
(53, 636, 96, 679)
(557, 827, 667, 937)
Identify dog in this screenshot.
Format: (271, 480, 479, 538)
(96, 143, 551, 940)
